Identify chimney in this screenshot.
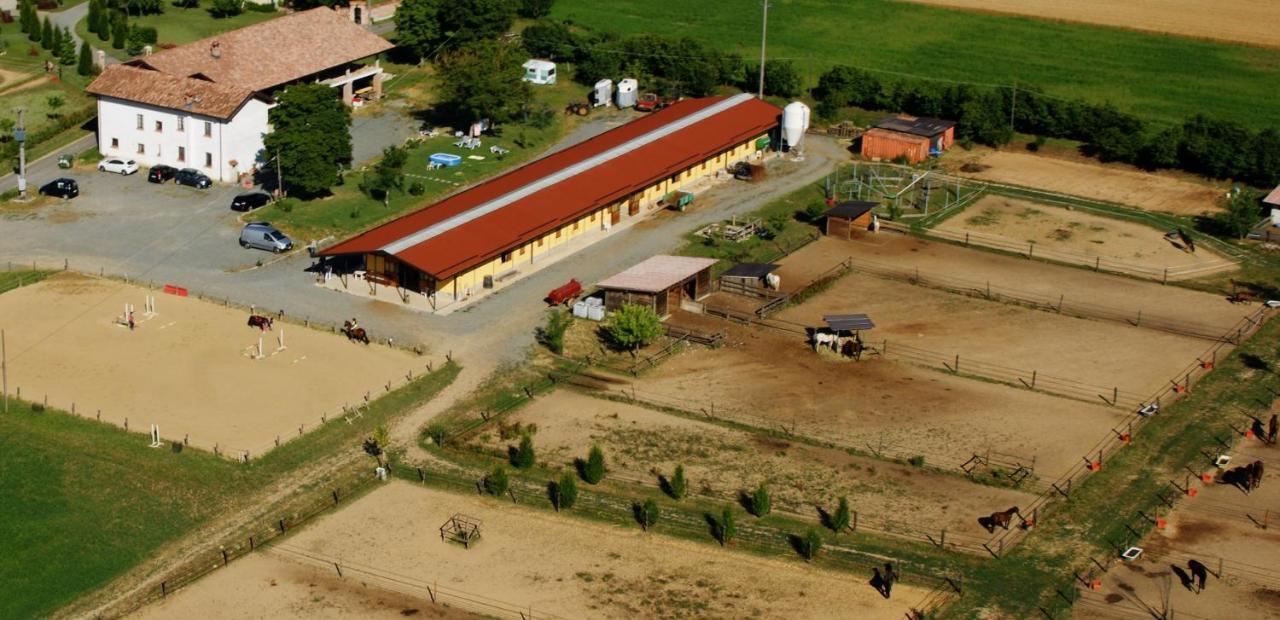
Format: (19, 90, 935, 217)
(210, 41, 221, 60)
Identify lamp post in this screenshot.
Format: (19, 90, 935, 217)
(13, 107, 26, 198)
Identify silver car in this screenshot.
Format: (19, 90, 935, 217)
(239, 222, 293, 253)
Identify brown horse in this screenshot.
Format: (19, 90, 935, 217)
(342, 320, 370, 344)
(1222, 465, 1254, 493)
(1269, 414, 1278, 445)
(980, 506, 1020, 532)
(247, 315, 273, 332)
(1249, 460, 1264, 491)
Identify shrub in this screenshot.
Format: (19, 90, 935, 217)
(797, 528, 822, 561)
(713, 506, 736, 546)
(274, 197, 297, 213)
(511, 434, 535, 469)
(604, 304, 663, 354)
(424, 423, 447, 447)
(244, 0, 277, 11)
(536, 307, 572, 354)
(209, 0, 243, 17)
(749, 482, 771, 517)
(408, 181, 425, 196)
(666, 465, 687, 500)
(550, 472, 577, 511)
(483, 466, 509, 496)
(804, 201, 828, 223)
(582, 445, 605, 484)
(634, 499, 659, 531)
(830, 496, 850, 533)
(908, 455, 925, 467)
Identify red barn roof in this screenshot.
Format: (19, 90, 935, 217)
(321, 94, 780, 281)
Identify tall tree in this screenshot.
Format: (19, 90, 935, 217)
(582, 445, 605, 484)
(551, 472, 577, 511)
(26, 8, 41, 42)
(715, 506, 737, 546)
(1212, 190, 1263, 239)
(484, 466, 509, 496)
(394, 0, 441, 61)
(666, 465, 687, 500)
(749, 482, 771, 517)
(112, 14, 128, 50)
(438, 0, 515, 48)
(634, 499, 659, 531)
(77, 40, 95, 76)
(95, 8, 112, 41)
(360, 144, 407, 205)
(511, 434, 535, 469)
(604, 304, 663, 355)
(41, 16, 54, 50)
(50, 20, 62, 54)
(436, 39, 531, 124)
(830, 497, 850, 533)
(262, 83, 353, 197)
(57, 27, 77, 65)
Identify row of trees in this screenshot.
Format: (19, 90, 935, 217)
(813, 65, 1280, 188)
(17, 0, 95, 75)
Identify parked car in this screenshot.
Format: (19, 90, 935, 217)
(39, 178, 79, 199)
(57, 153, 73, 169)
(147, 165, 177, 184)
(635, 93, 670, 112)
(98, 158, 139, 175)
(230, 192, 271, 212)
(239, 222, 293, 253)
(174, 168, 212, 189)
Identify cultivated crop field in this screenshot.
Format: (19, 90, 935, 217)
(0, 273, 422, 457)
(552, 0, 1280, 129)
(144, 482, 927, 619)
(906, 0, 1280, 49)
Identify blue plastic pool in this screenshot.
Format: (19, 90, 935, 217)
(429, 153, 462, 167)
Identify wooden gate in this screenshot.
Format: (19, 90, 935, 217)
(627, 198, 640, 216)
(610, 205, 621, 225)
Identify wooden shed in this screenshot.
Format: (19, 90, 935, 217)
(824, 201, 877, 239)
(720, 263, 779, 294)
(598, 255, 717, 317)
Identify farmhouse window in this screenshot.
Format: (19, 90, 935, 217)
(500, 251, 512, 263)
(155, 120, 163, 132)
(204, 152, 213, 168)
(177, 117, 184, 131)
(135, 114, 143, 130)
(203, 121, 212, 137)
(136, 143, 145, 154)
(110, 138, 119, 149)
(177, 146, 185, 162)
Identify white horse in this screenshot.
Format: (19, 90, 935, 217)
(813, 332, 838, 351)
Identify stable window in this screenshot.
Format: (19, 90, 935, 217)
(669, 172, 679, 184)
(500, 251, 512, 263)
(572, 220, 579, 231)
(204, 152, 213, 168)
(135, 114, 143, 130)
(518, 246, 526, 255)
(155, 120, 163, 132)
(537, 238, 543, 247)
(555, 228, 561, 238)
(203, 121, 212, 137)
(177, 146, 185, 162)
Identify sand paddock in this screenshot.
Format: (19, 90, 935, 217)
(476, 390, 1037, 538)
(170, 482, 928, 619)
(946, 151, 1223, 216)
(907, 0, 1280, 49)
(0, 274, 421, 456)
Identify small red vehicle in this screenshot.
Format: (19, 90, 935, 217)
(635, 93, 670, 112)
(546, 279, 583, 305)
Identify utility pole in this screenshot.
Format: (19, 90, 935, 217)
(275, 149, 283, 198)
(1009, 80, 1017, 134)
(3, 329, 8, 413)
(14, 108, 26, 199)
(757, 0, 769, 99)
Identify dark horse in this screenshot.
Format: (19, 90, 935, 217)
(247, 315, 273, 332)
(979, 506, 1020, 532)
(1249, 460, 1264, 491)
(342, 320, 370, 344)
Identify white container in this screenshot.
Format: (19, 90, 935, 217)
(616, 78, 638, 108)
(572, 301, 589, 318)
(782, 101, 811, 150)
(587, 306, 605, 321)
(593, 79, 614, 107)
(586, 297, 603, 308)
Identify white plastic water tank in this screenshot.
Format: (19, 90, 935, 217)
(587, 306, 606, 321)
(782, 101, 811, 150)
(593, 79, 614, 107)
(616, 78, 638, 108)
(573, 301, 589, 318)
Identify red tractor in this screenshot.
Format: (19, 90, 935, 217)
(635, 93, 670, 112)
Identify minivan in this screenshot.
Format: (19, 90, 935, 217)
(239, 222, 293, 253)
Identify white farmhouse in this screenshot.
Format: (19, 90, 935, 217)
(85, 7, 393, 183)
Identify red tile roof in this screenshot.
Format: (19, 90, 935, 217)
(321, 95, 781, 281)
(86, 64, 254, 120)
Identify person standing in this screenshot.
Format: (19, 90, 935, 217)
(882, 562, 897, 598)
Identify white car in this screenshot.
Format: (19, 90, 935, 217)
(98, 158, 139, 175)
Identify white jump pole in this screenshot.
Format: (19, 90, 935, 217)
(149, 424, 162, 447)
(257, 337, 264, 359)
(276, 329, 286, 352)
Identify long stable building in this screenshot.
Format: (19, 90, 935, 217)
(321, 93, 781, 308)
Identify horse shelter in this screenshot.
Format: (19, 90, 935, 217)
(597, 255, 716, 317)
(824, 201, 879, 239)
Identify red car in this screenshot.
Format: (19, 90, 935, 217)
(635, 93, 669, 112)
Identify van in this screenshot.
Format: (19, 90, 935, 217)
(239, 222, 293, 253)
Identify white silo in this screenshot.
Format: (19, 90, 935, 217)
(616, 78, 638, 108)
(782, 102, 811, 150)
(593, 79, 614, 107)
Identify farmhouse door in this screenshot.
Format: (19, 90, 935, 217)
(628, 198, 640, 216)
(610, 205, 621, 225)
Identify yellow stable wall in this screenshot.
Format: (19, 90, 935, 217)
(432, 135, 767, 299)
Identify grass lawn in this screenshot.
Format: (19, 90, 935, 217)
(80, 8, 280, 61)
(258, 78, 586, 242)
(0, 23, 96, 150)
(0, 315, 461, 620)
(552, 0, 1280, 130)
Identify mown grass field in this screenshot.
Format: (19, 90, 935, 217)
(78, 8, 279, 61)
(0, 339, 460, 619)
(551, 0, 1280, 130)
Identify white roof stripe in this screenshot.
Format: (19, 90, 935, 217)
(380, 93, 760, 255)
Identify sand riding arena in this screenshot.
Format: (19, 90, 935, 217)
(0, 273, 423, 458)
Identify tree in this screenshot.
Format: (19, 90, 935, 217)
(0, 118, 14, 142)
(744, 60, 803, 98)
(19, 1, 31, 34)
(95, 8, 113, 41)
(361, 424, 390, 465)
(536, 307, 572, 354)
(749, 482, 771, 517)
(550, 471, 577, 511)
(830, 496, 850, 533)
(438, 0, 515, 48)
(511, 434, 535, 469)
(797, 528, 822, 562)
(45, 94, 64, 119)
(57, 28, 76, 65)
(604, 304, 663, 355)
(173, 0, 199, 8)
(394, 0, 441, 62)
(262, 83, 353, 197)
(77, 40, 95, 76)
(26, 8, 41, 43)
(88, 0, 101, 26)
(484, 466, 509, 496)
(209, 0, 242, 18)
(41, 17, 54, 50)
(436, 39, 532, 124)
(582, 445, 605, 484)
(126, 25, 157, 56)
(519, 0, 553, 18)
(521, 20, 575, 62)
(1212, 190, 1262, 239)
(666, 465, 687, 500)
(715, 506, 737, 546)
(50, 18, 62, 52)
(112, 14, 128, 50)
(1247, 128, 1280, 188)
(634, 499, 659, 531)
(361, 144, 408, 205)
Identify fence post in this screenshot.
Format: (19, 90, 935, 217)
(1162, 268, 1168, 285)
(1032, 370, 1037, 389)
(334, 562, 343, 578)
(1057, 295, 1064, 313)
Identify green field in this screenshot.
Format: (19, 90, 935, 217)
(79, 8, 279, 61)
(0, 347, 460, 618)
(552, 0, 1280, 130)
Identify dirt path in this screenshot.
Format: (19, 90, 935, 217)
(905, 0, 1280, 49)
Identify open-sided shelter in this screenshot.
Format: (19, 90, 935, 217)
(597, 256, 717, 317)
